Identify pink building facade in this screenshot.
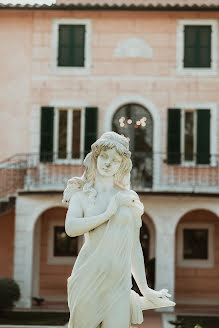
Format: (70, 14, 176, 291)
(0, 1, 219, 322)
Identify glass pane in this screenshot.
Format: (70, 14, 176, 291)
(54, 226, 78, 257)
(183, 229, 208, 259)
(58, 110, 67, 159)
(184, 111, 194, 161)
(72, 110, 81, 159)
(112, 103, 153, 188)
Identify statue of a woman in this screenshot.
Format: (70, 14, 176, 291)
(63, 132, 175, 328)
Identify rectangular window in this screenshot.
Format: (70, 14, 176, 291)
(58, 24, 85, 67)
(54, 226, 78, 257)
(55, 108, 83, 162)
(184, 25, 211, 68)
(177, 223, 214, 268)
(183, 228, 208, 259)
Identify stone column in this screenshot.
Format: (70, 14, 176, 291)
(155, 221, 175, 312)
(13, 196, 35, 308)
(13, 194, 61, 308)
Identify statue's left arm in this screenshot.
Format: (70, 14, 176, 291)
(131, 206, 171, 302)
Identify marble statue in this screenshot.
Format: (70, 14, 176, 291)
(63, 131, 175, 328)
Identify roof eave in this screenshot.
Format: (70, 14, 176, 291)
(1, 4, 219, 11)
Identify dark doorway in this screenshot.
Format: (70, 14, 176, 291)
(112, 103, 153, 189)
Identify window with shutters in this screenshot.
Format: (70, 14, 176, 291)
(177, 20, 217, 75)
(40, 106, 98, 164)
(177, 223, 214, 268)
(52, 19, 91, 75)
(54, 108, 85, 163)
(167, 105, 217, 167)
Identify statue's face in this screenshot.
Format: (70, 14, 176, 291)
(97, 148, 122, 177)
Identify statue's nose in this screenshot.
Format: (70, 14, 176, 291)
(105, 162, 110, 167)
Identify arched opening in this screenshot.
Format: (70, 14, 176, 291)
(175, 209, 219, 305)
(32, 206, 82, 305)
(112, 103, 153, 189)
(133, 212, 156, 292)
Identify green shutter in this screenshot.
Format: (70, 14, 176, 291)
(167, 108, 181, 164)
(84, 107, 98, 157)
(199, 26, 211, 67)
(58, 24, 85, 67)
(40, 107, 54, 162)
(196, 109, 210, 165)
(184, 26, 197, 68)
(72, 25, 85, 67)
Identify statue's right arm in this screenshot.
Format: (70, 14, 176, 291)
(65, 192, 113, 237)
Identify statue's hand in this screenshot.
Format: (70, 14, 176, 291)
(116, 191, 144, 217)
(116, 190, 139, 207)
(142, 287, 171, 304)
(105, 191, 144, 218)
(105, 193, 119, 218)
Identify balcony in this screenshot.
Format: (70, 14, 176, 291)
(0, 152, 218, 201)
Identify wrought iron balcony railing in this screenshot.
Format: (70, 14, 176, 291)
(0, 152, 218, 200)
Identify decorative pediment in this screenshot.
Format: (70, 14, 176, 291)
(114, 38, 153, 59)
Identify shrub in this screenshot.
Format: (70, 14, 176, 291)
(0, 278, 20, 312)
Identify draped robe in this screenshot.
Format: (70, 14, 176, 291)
(67, 195, 175, 328)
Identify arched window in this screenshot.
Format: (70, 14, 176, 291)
(112, 103, 153, 188)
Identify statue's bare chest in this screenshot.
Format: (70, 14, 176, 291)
(81, 192, 115, 217)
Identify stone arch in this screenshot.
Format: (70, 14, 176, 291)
(103, 95, 161, 188)
(174, 207, 219, 234)
(32, 205, 68, 301)
(104, 94, 161, 152)
(141, 212, 156, 289)
(175, 208, 219, 304)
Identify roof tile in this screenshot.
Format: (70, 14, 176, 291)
(1, 0, 219, 7)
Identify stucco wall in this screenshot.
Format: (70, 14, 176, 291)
(0, 209, 15, 277)
(0, 11, 32, 159)
(0, 9, 219, 160)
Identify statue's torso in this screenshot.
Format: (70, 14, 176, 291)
(72, 189, 134, 277)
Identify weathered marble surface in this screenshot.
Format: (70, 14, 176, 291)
(63, 132, 175, 328)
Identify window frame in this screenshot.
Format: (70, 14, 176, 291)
(51, 18, 92, 75)
(177, 222, 214, 268)
(176, 19, 218, 76)
(53, 106, 85, 164)
(177, 103, 217, 167)
(47, 220, 83, 265)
